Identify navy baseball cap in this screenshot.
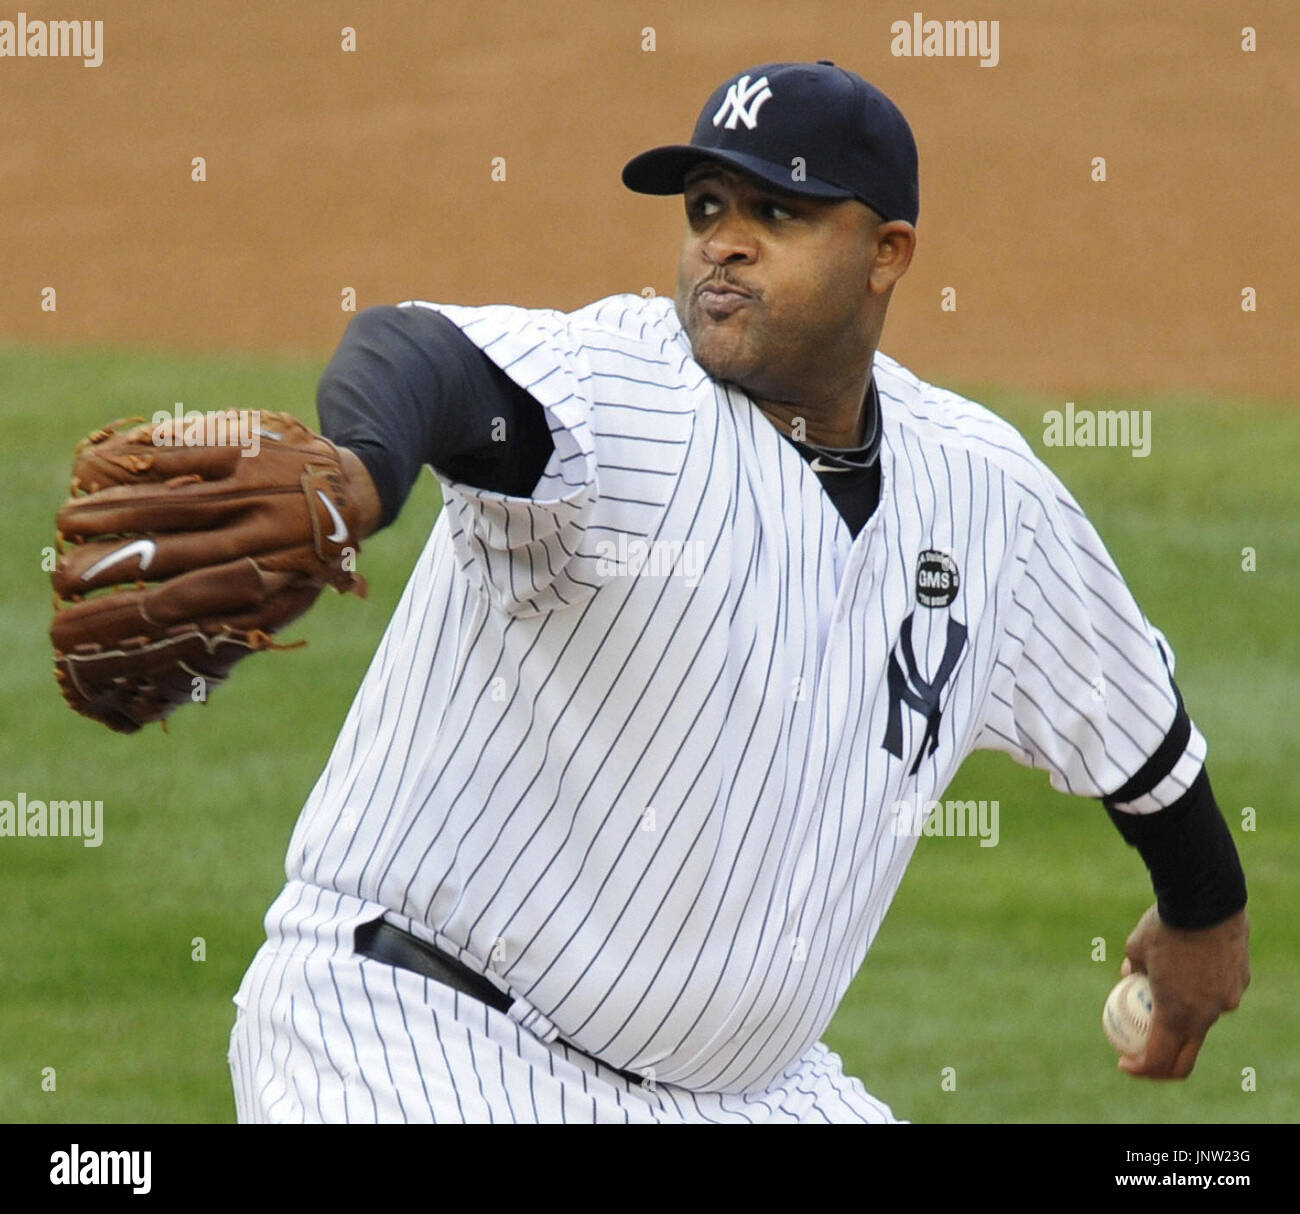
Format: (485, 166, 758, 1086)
(622, 60, 919, 225)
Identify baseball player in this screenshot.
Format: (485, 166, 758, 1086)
(50, 61, 1249, 1123)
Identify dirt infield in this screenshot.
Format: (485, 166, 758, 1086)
(2, 0, 1295, 397)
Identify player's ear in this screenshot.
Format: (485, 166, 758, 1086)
(868, 220, 916, 295)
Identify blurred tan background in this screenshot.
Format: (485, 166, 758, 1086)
(1, 0, 1294, 397)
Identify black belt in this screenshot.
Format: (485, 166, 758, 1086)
(355, 918, 514, 1014)
(353, 917, 645, 1087)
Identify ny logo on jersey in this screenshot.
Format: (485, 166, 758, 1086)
(713, 74, 773, 130)
(881, 613, 968, 775)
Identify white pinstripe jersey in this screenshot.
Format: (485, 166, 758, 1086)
(280, 292, 1204, 1094)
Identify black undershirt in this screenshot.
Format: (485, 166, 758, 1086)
(318, 304, 883, 536)
(316, 305, 556, 530)
(779, 377, 884, 538)
(315, 303, 1245, 929)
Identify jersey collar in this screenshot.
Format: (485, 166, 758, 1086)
(788, 377, 882, 472)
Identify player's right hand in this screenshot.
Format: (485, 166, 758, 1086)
(51, 410, 370, 732)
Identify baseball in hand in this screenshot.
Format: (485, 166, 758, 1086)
(1103, 973, 1154, 1056)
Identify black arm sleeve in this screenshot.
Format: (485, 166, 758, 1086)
(1104, 768, 1248, 931)
(315, 305, 556, 530)
(1098, 677, 1246, 929)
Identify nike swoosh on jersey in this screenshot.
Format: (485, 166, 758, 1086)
(316, 489, 349, 543)
(809, 457, 853, 473)
(80, 538, 157, 582)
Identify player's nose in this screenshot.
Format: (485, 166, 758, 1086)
(701, 215, 757, 266)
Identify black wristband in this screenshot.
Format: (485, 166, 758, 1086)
(1104, 766, 1247, 930)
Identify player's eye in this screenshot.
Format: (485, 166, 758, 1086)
(761, 200, 795, 221)
(687, 193, 723, 220)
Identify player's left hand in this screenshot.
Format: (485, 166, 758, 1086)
(1118, 903, 1250, 1079)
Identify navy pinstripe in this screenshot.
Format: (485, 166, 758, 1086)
(228, 293, 1204, 1123)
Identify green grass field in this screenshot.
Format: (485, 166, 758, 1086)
(2, 345, 1295, 1123)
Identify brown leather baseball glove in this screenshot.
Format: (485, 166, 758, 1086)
(50, 409, 366, 733)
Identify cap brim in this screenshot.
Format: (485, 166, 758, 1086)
(621, 145, 855, 200)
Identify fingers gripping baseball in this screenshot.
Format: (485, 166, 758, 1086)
(1117, 903, 1250, 1079)
(50, 410, 367, 733)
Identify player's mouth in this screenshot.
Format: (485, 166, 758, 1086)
(696, 279, 755, 320)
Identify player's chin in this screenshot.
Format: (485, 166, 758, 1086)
(684, 312, 760, 381)
(690, 338, 756, 386)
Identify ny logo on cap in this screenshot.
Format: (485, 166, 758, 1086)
(713, 74, 773, 131)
